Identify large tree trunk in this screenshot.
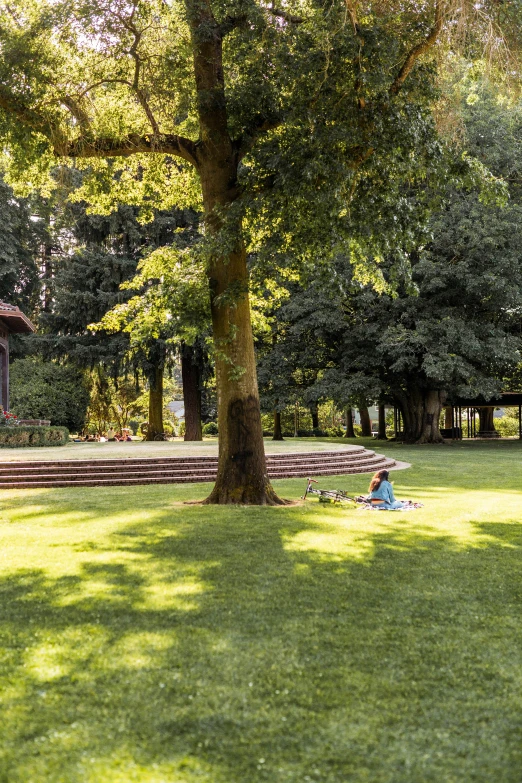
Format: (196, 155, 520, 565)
(345, 407, 355, 438)
(204, 239, 281, 503)
(181, 343, 202, 441)
(359, 406, 372, 437)
(146, 362, 164, 441)
(189, 2, 282, 504)
(397, 388, 445, 443)
(478, 407, 498, 437)
(377, 404, 387, 440)
(273, 410, 284, 441)
(199, 165, 281, 502)
(310, 405, 319, 430)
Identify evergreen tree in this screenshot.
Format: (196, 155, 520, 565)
(38, 198, 200, 438)
(0, 177, 41, 316)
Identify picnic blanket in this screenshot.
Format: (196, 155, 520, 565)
(354, 496, 423, 511)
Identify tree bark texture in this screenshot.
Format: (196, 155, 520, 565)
(345, 407, 355, 438)
(396, 388, 445, 443)
(187, 1, 282, 504)
(204, 238, 281, 503)
(181, 343, 202, 441)
(310, 406, 319, 430)
(377, 404, 387, 439)
(273, 410, 284, 441)
(146, 363, 164, 441)
(359, 406, 372, 437)
(478, 407, 498, 437)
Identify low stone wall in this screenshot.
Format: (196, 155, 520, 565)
(18, 419, 51, 426)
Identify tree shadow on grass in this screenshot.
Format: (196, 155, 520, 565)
(0, 505, 521, 782)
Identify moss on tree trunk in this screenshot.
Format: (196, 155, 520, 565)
(199, 156, 284, 504)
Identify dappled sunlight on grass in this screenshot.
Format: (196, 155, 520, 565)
(83, 754, 218, 783)
(0, 442, 521, 780)
(99, 632, 174, 672)
(282, 509, 385, 563)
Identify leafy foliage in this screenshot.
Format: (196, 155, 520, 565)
(0, 176, 41, 314)
(9, 358, 90, 431)
(257, 84, 522, 439)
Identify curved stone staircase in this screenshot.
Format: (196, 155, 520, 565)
(0, 446, 395, 489)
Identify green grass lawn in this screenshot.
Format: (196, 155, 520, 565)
(0, 436, 364, 462)
(0, 439, 521, 782)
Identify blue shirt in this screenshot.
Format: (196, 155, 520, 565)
(369, 480, 396, 503)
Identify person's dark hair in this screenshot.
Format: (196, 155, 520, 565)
(369, 469, 389, 492)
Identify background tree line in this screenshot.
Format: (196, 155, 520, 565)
(0, 1, 521, 500)
(3, 72, 522, 445)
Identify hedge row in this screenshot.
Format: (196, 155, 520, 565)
(262, 428, 350, 438)
(0, 426, 70, 448)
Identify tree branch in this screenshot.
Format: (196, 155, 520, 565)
(389, 2, 443, 95)
(269, 6, 304, 24)
(236, 114, 282, 161)
(60, 95, 91, 131)
(344, 0, 359, 35)
(117, 13, 162, 137)
(0, 84, 199, 165)
(185, 0, 230, 148)
(219, 14, 249, 36)
(63, 133, 199, 166)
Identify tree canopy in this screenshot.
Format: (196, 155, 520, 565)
(257, 81, 522, 442)
(1, 0, 521, 500)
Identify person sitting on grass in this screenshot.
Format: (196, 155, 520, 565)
(368, 469, 405, 510)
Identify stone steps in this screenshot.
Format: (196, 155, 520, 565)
(0, 449, 396, 489)
(0, 448, 373, 471)
(0, 452, 382, 476)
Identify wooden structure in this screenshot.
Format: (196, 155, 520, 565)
(449, 393, 522, 440)
(0, 302, 35, 411)
(394, 392, 522, 439)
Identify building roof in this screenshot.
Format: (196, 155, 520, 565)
(0, 302, 35, 334)
(454, 392, 522, 407)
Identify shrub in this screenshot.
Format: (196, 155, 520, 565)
(0, 425, 69, 448)
(203, 421, 218, 436)
(9, 358, 90, 431)
(324, 426, 344, 437)
(494, 415, 518, 438)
